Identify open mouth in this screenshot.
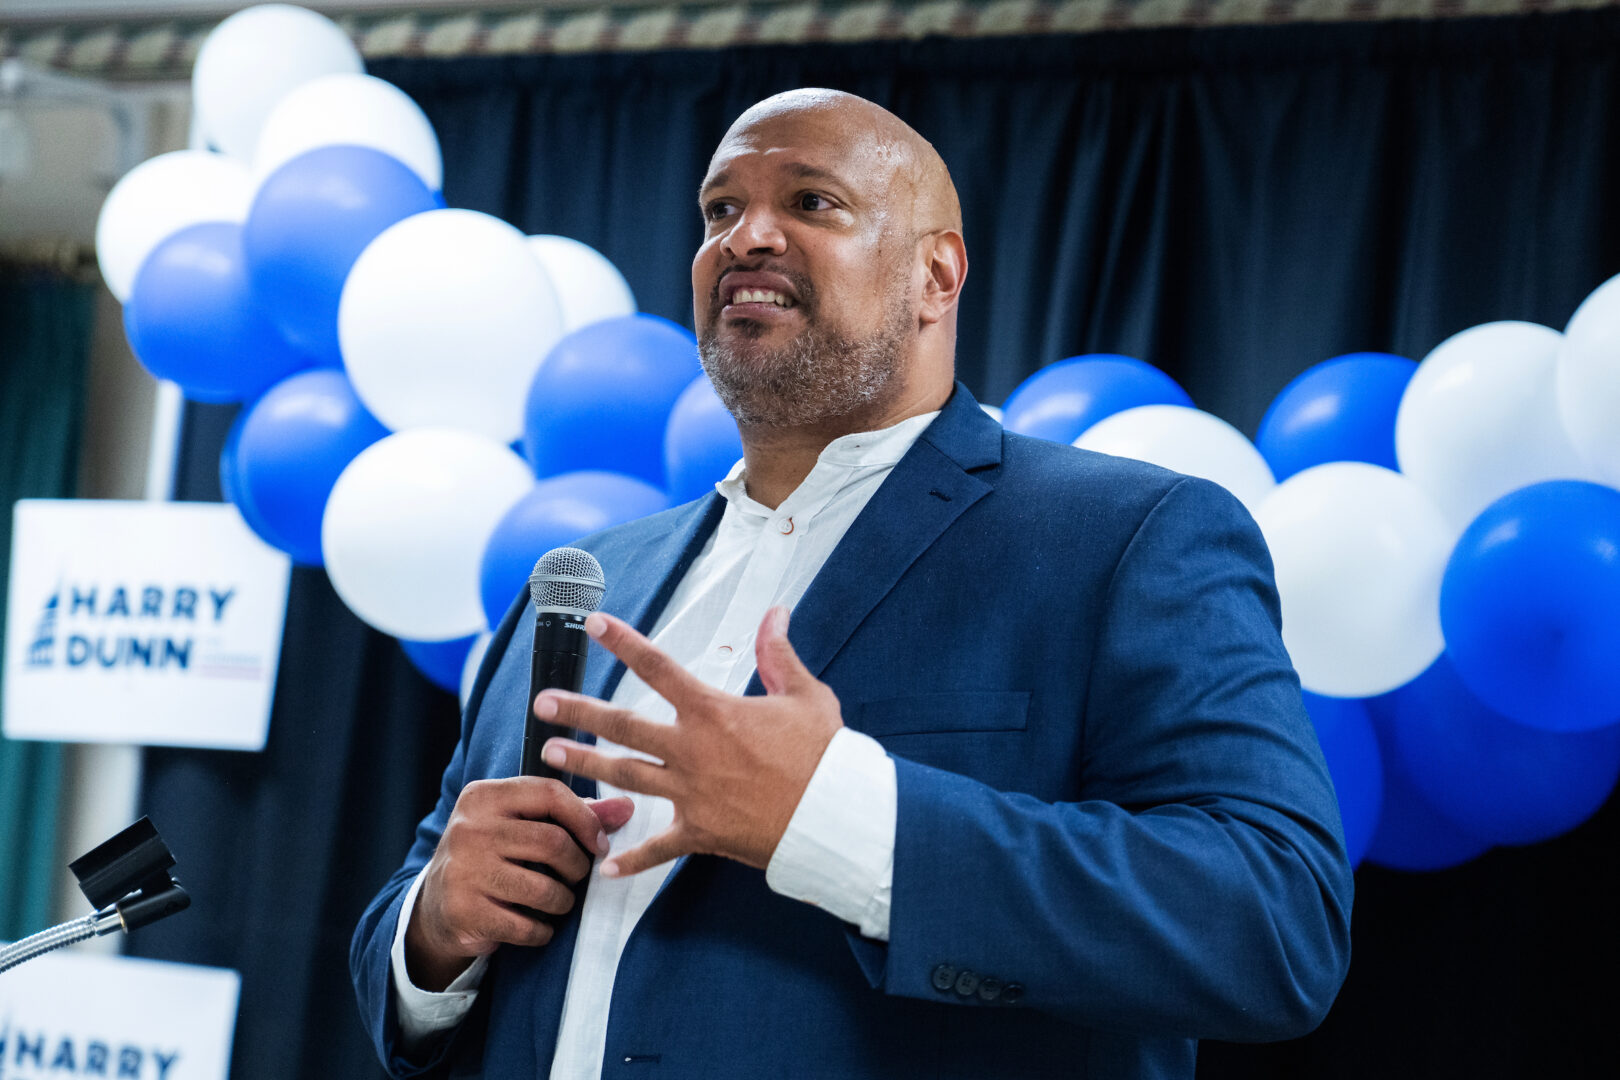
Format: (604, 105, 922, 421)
(727, 287, 797, 309)
(717, 270, 805, 317)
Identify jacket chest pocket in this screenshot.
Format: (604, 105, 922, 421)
(851, 691, 1030, 786)
(851, 690, 1029, 737)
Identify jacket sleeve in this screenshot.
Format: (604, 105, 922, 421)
(852, 476, 1354, 1042)
(350, 593, 528, 1077)
(350, 728, 473, 1077)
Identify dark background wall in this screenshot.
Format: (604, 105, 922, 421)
(133, 12, 1620, 1078)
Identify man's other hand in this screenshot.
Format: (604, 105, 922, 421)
(535, 605, 843, 878)
(405, 778, 634, 991)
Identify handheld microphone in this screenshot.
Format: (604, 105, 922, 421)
(519, 546, 606, 780)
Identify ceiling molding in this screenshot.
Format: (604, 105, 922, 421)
(4, 1, 1616, 79)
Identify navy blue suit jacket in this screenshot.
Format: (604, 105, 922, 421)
(353, 384, 1353, 1079)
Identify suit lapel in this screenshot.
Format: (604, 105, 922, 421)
(744, 383, 1003, 696)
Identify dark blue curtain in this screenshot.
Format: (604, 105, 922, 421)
(136, 12, 1619, 1079)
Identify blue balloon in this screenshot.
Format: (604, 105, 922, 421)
(1387, 655, 1620, 846)
(243, 145, 438, 365)
(1255, 352, 1417, 482)
(221, 407, 287, 547)
(220, 407, 246, 511)
(125, 222, 316, 403)
(1441, 480, 1620, 732)
(523, 315, 702, 487)
(1300, 693, 1382, 868)
(664, 373, 743, 504)
(400, 635, 476, 694)
(1001, 355, 1193, 445)
(1363, 695, 1492, 871)
(479, 471, 668, 627)
(234, 368, 390, 566)
(221, 405, 295, 554)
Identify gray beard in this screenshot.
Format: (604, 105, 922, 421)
(699, 300, 912, 429)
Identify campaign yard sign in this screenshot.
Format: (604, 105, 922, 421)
(0, 950, 238, 1079)
(3, 500, 291, 750)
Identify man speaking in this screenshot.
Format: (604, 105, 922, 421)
(352, 89, 1353, 1079)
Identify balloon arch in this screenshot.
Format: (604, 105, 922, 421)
(97, 4, 1620, 874)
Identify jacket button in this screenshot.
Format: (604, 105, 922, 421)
(954, 969, 980, 997)
(977, 977, 1003, 1002)
(931, 964, 957, 992)
(1003, 982, 1024, 1004)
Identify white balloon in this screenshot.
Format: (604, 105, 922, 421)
(340, 210, 566, 442)
(1559, 275, 1620, 486)
(322, 430, 532, 641)
(1395, 321, 1595, 532)
(1255, 463, 1451, 698)
(94, 150, 254, 301)
(459, 631, 495, 709)
(1074, 404, 1276, 515)
(193, 4, 363, 161)
(254, 73, 442, 190)
(525, 235, 636, 333)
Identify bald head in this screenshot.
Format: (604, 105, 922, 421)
(716, 89, 962, 238)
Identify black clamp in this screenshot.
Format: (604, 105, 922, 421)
(69, 816, 191, 932)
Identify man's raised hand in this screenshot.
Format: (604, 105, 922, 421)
(535, 605, 843, 877)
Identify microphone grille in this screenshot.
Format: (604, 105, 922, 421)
(529, 547, 605, 612)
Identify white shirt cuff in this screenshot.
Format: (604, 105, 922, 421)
(765, 727, 896, 941)
(390, 868, 488, 1051)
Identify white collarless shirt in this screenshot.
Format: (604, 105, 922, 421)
(390, 411, 938, 1078)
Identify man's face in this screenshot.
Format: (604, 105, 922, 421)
(692, 108, 918, 428)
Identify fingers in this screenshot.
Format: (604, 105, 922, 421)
(586, 795, 636, 832)
(487, 861, 579, 919)
(754, 605, 814, 696)
(514, 777, 614, 858)
(416, 859, 567, 963)
(467, 896, 558, 950)
(487, 907, 555, 949)
(543, 739, 680, 799)
(602, 825, 692, 879)
(585, 612, 710, 709)
(536, 690, 676, 761)
(412, 889, 556, 974)
(463, 776, 603, 847)
(490, 819, 592, 882)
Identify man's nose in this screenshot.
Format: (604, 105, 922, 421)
(722, 205, 788, 258)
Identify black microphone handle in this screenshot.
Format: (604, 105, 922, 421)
(516, 609, 594, 922)
(520, 610, 590, 779)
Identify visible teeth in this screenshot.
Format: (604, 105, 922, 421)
(732, 288, 792, 307)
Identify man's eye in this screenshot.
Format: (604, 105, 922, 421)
(704, 202, 736, 222)
(798, 192, 829, 211)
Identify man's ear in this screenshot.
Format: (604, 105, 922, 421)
(918, 230, 967, 327)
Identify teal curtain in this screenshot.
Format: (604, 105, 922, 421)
(0, 265, 94, 941)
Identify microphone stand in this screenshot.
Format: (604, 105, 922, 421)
(0, 816, 190, 975)
(1, 908, 130, 974)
